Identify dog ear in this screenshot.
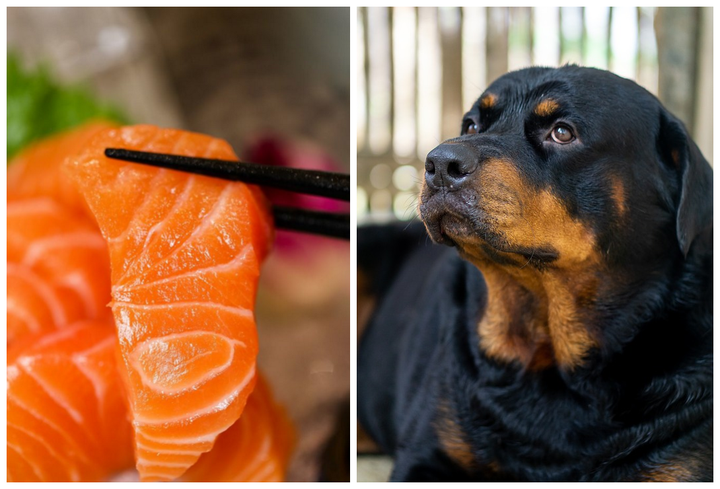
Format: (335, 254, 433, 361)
(657, 110, 713, 256)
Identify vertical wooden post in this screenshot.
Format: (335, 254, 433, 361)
(692, 8, 712, 165)
(360, 7, 370, 155)
(655, 7, 700, 133)
(440, 7, 464, 140)
(509, 7, 532, 70)
(559, 7, 565, 63)
(606, 7, 614, 70)
(486, 7, 509, 84)
(580, 7, 587, 65)
(414, 7, 420, 157)
(388, 7, 395, 155)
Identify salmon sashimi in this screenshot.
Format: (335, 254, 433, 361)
(7, 320, 134, 482)
(7, 198, 111, 345)
(66, 125, 274, 481)
(8, 121, 117, 217)
(181, 374, 295, 482)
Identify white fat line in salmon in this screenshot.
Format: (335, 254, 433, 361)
(7, 422, 83, 482)
(238, 428, 273, 475)
(137, 459, 194, 468)
(113, 181, 235, 287)
(58, 272, 104, 318)
(245, 460, 277, 482)
(106, 169, 168, 246)
(22, 232, 106, 266)
(8, 264, 69, 328)
(129, 332, 247, 395)
(6, 299, 43, 335)
(71, 360, 111, 427)
(137, 469, 184, 479)
(135, 424, 230, 446)
(13, 332, 113, 385)
(7, 197, 68, 216)
(204, 139, 225, 158)
(17, 347, 115, 448)
(7, 394, 95, 466)
(135, 441, 208, 455)
(6, 440, 46, 481)
(111, 300, 254, 319)
(69, 332, 116, 358)
(111, 244, 253, 297)
(70, 335, 117, 425)
(131, 365, 256, 425)
(17, 361, 87, 427)
(21, 322, 91, 350)
(134, 175, 196, 251)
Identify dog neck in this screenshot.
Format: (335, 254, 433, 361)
(467, 255, 601, 371)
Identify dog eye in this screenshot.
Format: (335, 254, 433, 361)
(464, 121, 480, 135)
(550, 124, 575, 144)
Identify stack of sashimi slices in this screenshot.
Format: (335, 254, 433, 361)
(6, 122, 295, 482)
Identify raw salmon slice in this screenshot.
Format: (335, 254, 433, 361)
(7, 320, 134, 482)
(66, 125, 274, 481)
(7, 198, 111, 345)
(181, 373, 295, 482)
(8, 121, 117, 217)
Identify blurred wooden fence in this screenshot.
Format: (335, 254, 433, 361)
(357, 7, 712, 221)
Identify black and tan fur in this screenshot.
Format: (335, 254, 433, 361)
(357, 66, 712, 481)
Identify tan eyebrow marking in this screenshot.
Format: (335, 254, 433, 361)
(609, 175, 627, 219)
(480, 93, 497, 110)
(534, 99, 560, 117)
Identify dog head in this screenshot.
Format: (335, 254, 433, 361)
(419, 66, 712, 275)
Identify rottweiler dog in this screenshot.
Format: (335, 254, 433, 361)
(357, 65, 713, 481)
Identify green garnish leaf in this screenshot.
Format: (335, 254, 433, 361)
(7, 52, 129, 160)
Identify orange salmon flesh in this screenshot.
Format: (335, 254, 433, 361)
(6, 124, 293, 482)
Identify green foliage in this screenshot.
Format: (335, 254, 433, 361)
(7, 53, 129, 160)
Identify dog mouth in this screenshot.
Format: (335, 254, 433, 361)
(420, 198, 495, 249)
(436, 214, 472, 246)
(420, 196, 559, 266)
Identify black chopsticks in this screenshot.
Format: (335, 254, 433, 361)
(105, 148, 350, 240)
(105, 148, 350, 200)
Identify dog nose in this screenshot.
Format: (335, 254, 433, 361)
(425, 143, 479, 190)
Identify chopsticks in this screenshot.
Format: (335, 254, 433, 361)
(104, 148, 350, 239)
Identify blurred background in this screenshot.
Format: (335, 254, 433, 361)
(357, 6, 713, 225)
(8, 7, 350, 482)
